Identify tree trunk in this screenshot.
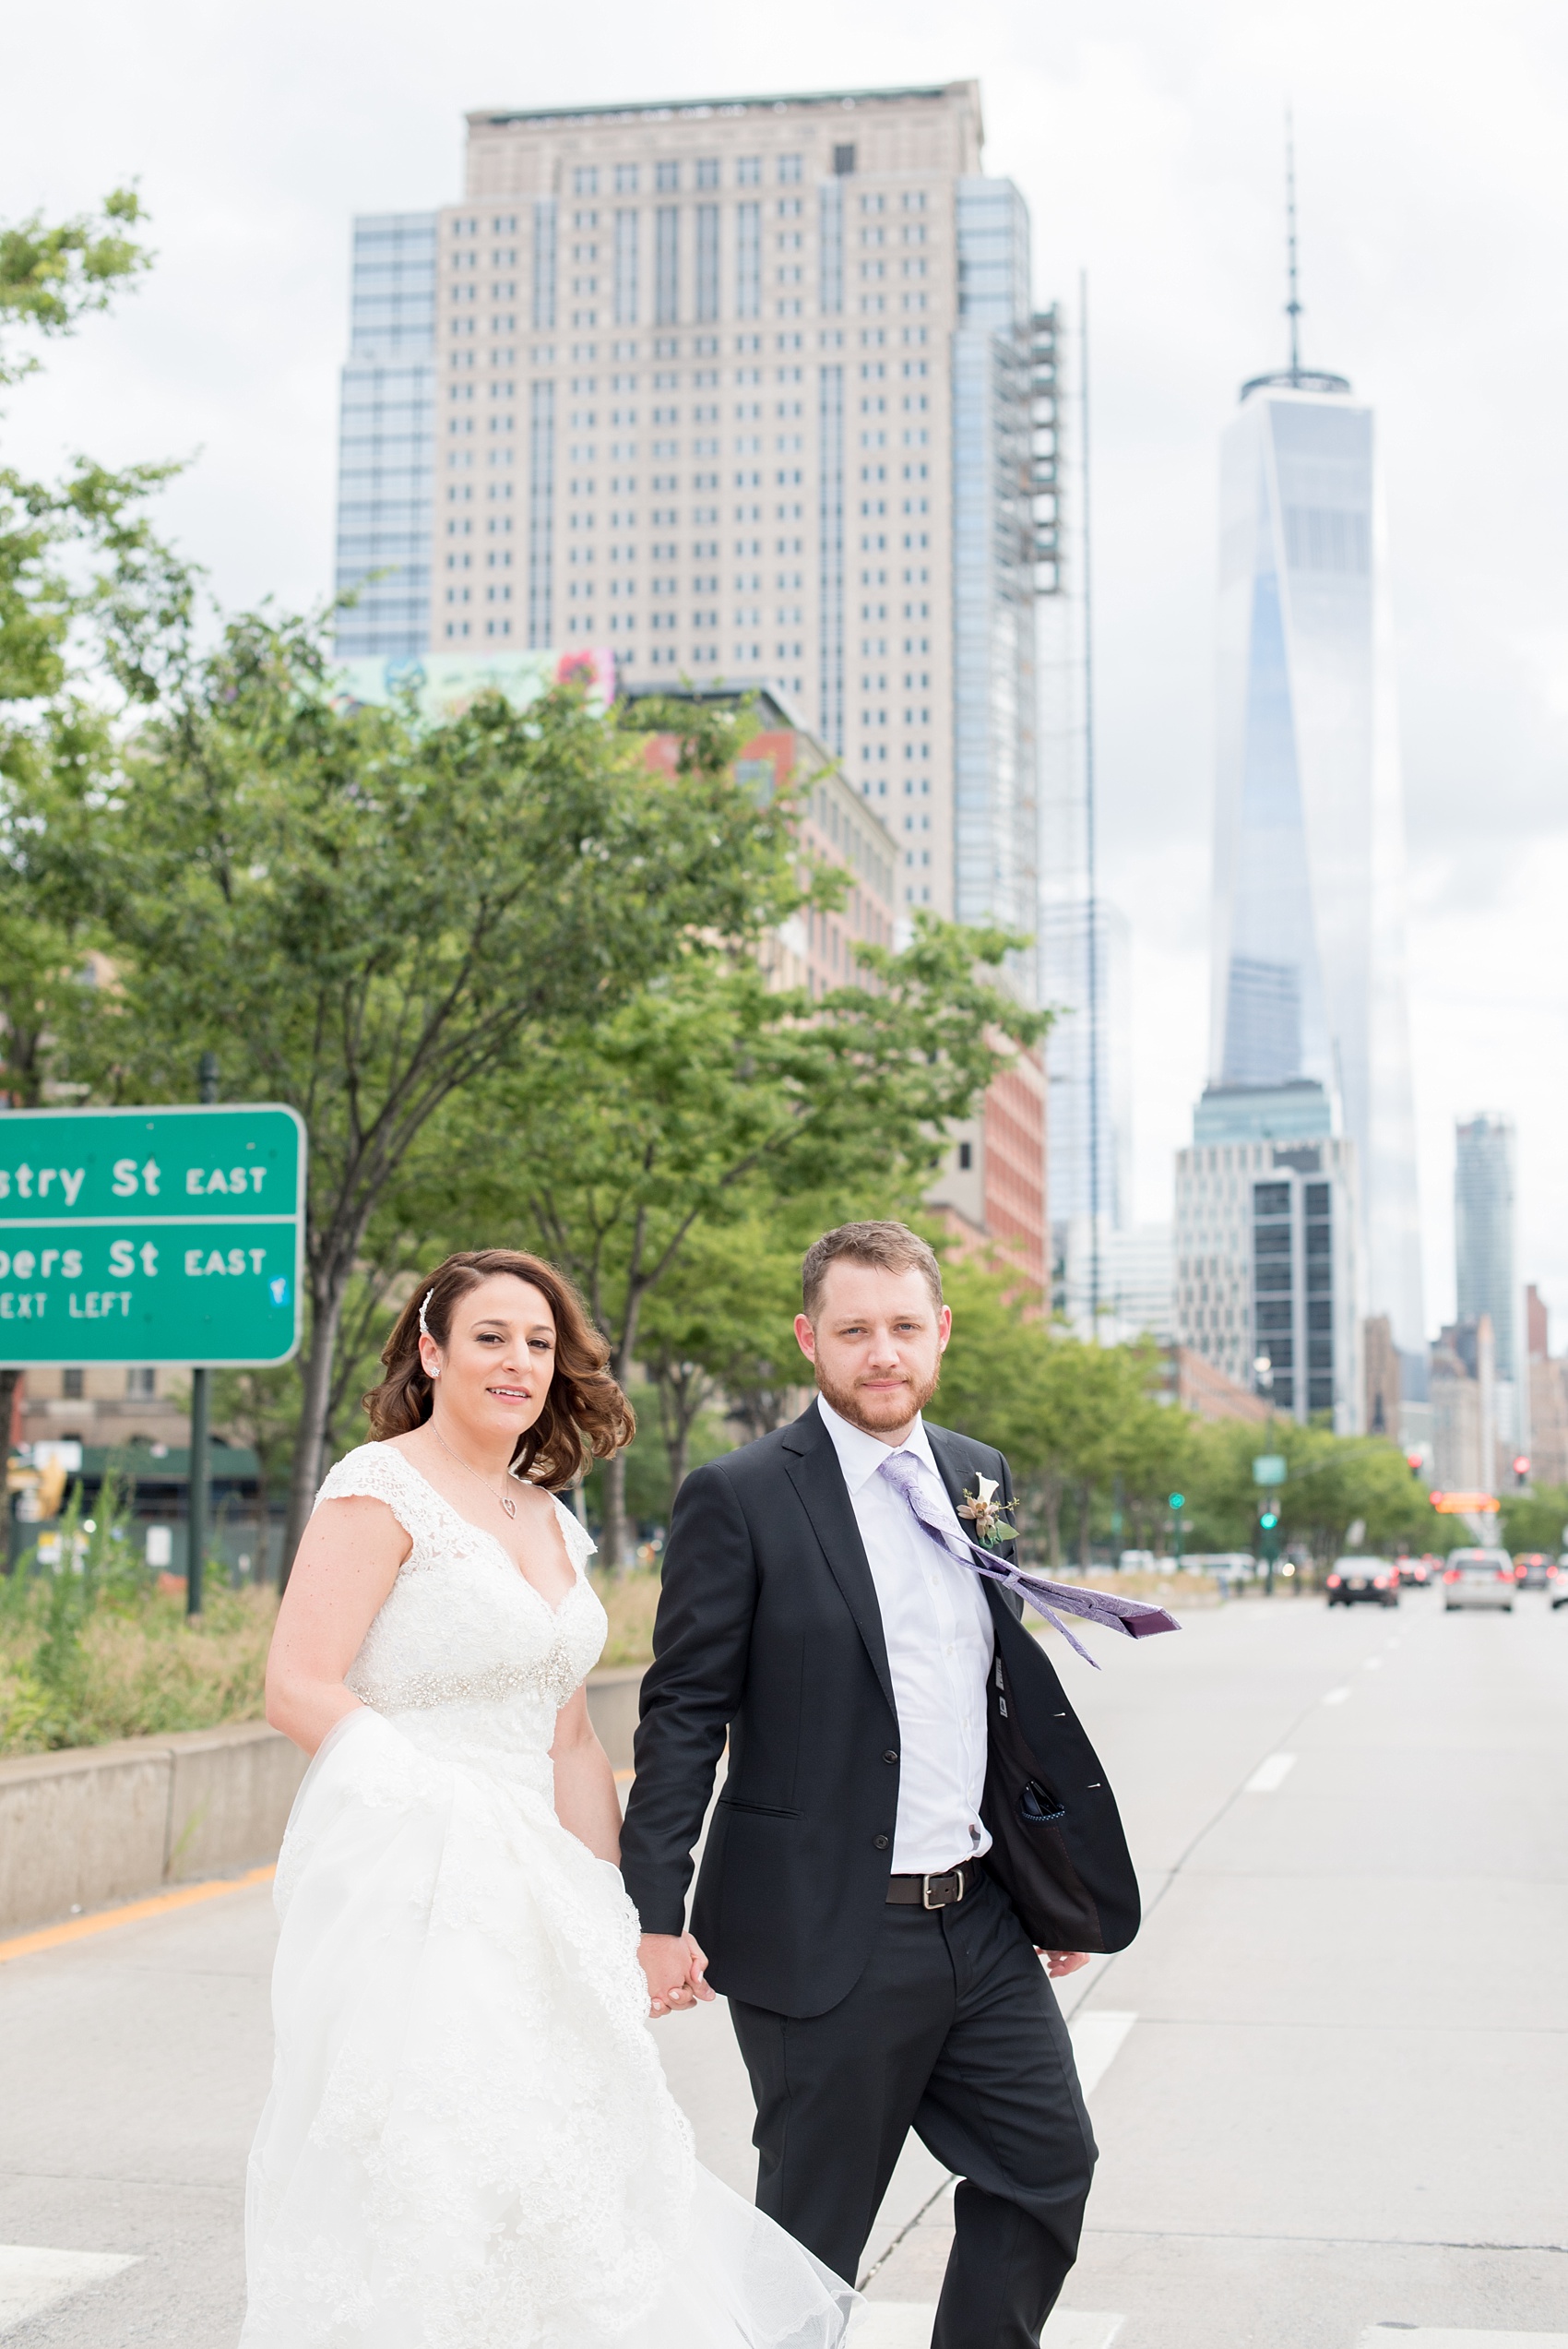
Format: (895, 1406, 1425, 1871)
(1044, 1478, 1063, 1569)
(600, 1446, 631, 1575)
(1077, 1479, 1094, 1571)
(655, 1362, 708, 1508)
(280, 1281, 347, 1587)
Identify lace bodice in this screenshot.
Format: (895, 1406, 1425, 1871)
(316, 1441, 608, 1721)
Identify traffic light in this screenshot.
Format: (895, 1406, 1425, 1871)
(1513, 1454, 1530, 1486)
(1259, 1507, 1279, 1532)
(1169, 1492, 1185, 1511)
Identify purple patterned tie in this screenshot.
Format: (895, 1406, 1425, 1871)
(876, 1449, 1181, 1670)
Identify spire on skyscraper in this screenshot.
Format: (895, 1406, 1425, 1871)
(1241, 113, 1350, 401)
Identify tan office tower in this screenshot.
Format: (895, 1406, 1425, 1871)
(336, 83, 1053, 1282)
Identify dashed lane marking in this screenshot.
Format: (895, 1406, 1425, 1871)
(1323, 1686, 1351, 1705)
(1069, 2010, 1137, 2097)
(0, 1865, 275, 1966)
(0, 2246, 138, 2331)
(1244, 1752, 1298, 1794)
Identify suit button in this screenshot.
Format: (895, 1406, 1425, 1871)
(883, 1749, 898, 1765)
(873, 1834, 889, 1850)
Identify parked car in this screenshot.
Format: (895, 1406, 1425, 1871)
(1117, 1549, 1158, 1571)
(1393, 1555, 1431, 1587)
(1443, 1548, 1515, 1612)
(1553, 1559, 1568, 1610)
(1514, 1553, 1553, 1590)
(1326, 1556, 1399, 1608)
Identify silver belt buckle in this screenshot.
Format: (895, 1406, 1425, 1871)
(922, 1867, 963, 1911)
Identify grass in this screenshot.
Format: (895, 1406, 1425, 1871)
(0, 1577, 276, 1757)
(593, 1568, 662, 1667)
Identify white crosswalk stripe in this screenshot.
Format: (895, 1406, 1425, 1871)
(0, 2245, 138, 2333)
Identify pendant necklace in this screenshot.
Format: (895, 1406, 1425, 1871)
(432, 1423, 519, 1520)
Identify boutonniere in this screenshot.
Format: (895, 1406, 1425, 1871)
(957, 1475, 1016, 1547)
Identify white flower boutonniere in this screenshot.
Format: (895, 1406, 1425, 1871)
(957, 1474, 1016, 1548)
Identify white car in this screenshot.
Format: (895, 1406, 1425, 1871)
(1442, 1548, 1515, 1612)
(1117, 1549, 1157, 1571)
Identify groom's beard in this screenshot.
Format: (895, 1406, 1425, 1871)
(814, 1356, 943, 1437)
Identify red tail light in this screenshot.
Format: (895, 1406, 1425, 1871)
(1326, 1574, 1341, 1588)
(1444, 1568, 1459, 1581)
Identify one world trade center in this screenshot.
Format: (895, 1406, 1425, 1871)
(1207, 299, 1424, 1351)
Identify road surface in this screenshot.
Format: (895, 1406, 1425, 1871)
(1, 1583, 1564, 2347)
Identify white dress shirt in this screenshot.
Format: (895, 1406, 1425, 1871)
(816, 1396, 994, 1873)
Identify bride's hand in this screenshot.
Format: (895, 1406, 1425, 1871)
(636, 1930, 715, 2019)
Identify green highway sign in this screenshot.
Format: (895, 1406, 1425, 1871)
(1252, 1453, 1288, 1486)
(0, 1104, 304, 1366)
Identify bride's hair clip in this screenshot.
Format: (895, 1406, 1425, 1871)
(417, 1289, 435, 1339)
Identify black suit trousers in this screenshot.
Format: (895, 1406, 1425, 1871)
(727, 1873, 1097, 2349)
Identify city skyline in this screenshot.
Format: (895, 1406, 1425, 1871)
(7, 6, 1568, 1346)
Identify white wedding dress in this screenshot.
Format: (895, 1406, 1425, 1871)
(241, 1441, 855, 2349)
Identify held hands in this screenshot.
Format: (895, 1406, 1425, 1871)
(1039, 1950, 1091, 1978)
(636, 1930, 715, 2020)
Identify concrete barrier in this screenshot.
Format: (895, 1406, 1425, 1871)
(0, 1667, 646, 1934)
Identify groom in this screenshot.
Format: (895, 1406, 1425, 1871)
(619, 1222, 1138, 2346)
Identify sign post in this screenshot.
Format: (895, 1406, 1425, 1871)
(0, 1101, 304, 1604)
(1252, 1454, 1288, 1597)
(187, 1053, 220, 1616)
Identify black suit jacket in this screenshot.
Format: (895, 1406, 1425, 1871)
(619, 1400, 1139, 2018)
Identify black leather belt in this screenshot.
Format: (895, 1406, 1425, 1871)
(885, 1860, 982, 1910)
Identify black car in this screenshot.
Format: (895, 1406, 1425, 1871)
(1515, 1554, 1553, 1590)
(1326, 1556, 1399, 1608)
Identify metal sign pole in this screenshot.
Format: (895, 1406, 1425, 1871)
(186, 1052, 220, 1620)
(187, 1364, 208, 1618)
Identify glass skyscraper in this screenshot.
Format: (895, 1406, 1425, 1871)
(1455, 1113, 1518, 1385)
(1208, 364, 1423, 1349)
(334, 214, 437, 658)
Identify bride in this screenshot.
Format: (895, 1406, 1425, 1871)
(242, 1247, 856, 2349)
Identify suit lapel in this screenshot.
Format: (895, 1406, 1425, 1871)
(924, 1422, 1025, 1625)
(780, 1401, 897, 1720)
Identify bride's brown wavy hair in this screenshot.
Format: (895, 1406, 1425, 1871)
(363, 1249, 634, 1491)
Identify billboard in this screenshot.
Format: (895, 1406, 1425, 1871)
(332, 647, 614, 725)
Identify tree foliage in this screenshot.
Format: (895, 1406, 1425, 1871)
(48, 618, 811, 1565)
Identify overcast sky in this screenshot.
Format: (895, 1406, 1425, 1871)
(6, 0, 1567, 1346)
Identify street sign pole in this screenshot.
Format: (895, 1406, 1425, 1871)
(187, 1358, 209, 1617)
(185, 1052, 220, 1617)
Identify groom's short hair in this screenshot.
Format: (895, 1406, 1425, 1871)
(801, 1222, 944, 1320)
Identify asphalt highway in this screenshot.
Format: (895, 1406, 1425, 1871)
(1, 1584, 1563, 2347)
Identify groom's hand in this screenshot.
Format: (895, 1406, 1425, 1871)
(637, 1930, 715, 2019)
(1040, 1950, 1091, 1978)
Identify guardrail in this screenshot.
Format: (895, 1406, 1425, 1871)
(0, 1666, 646, 1935)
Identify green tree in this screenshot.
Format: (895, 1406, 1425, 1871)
(1182, 1415, 1446, 1564)
(65, 621, 806, 1569)
(473, 924, 1045, 1566)
(0, 187, 169, 1449)
(1498, 1483, 1568, 1557)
